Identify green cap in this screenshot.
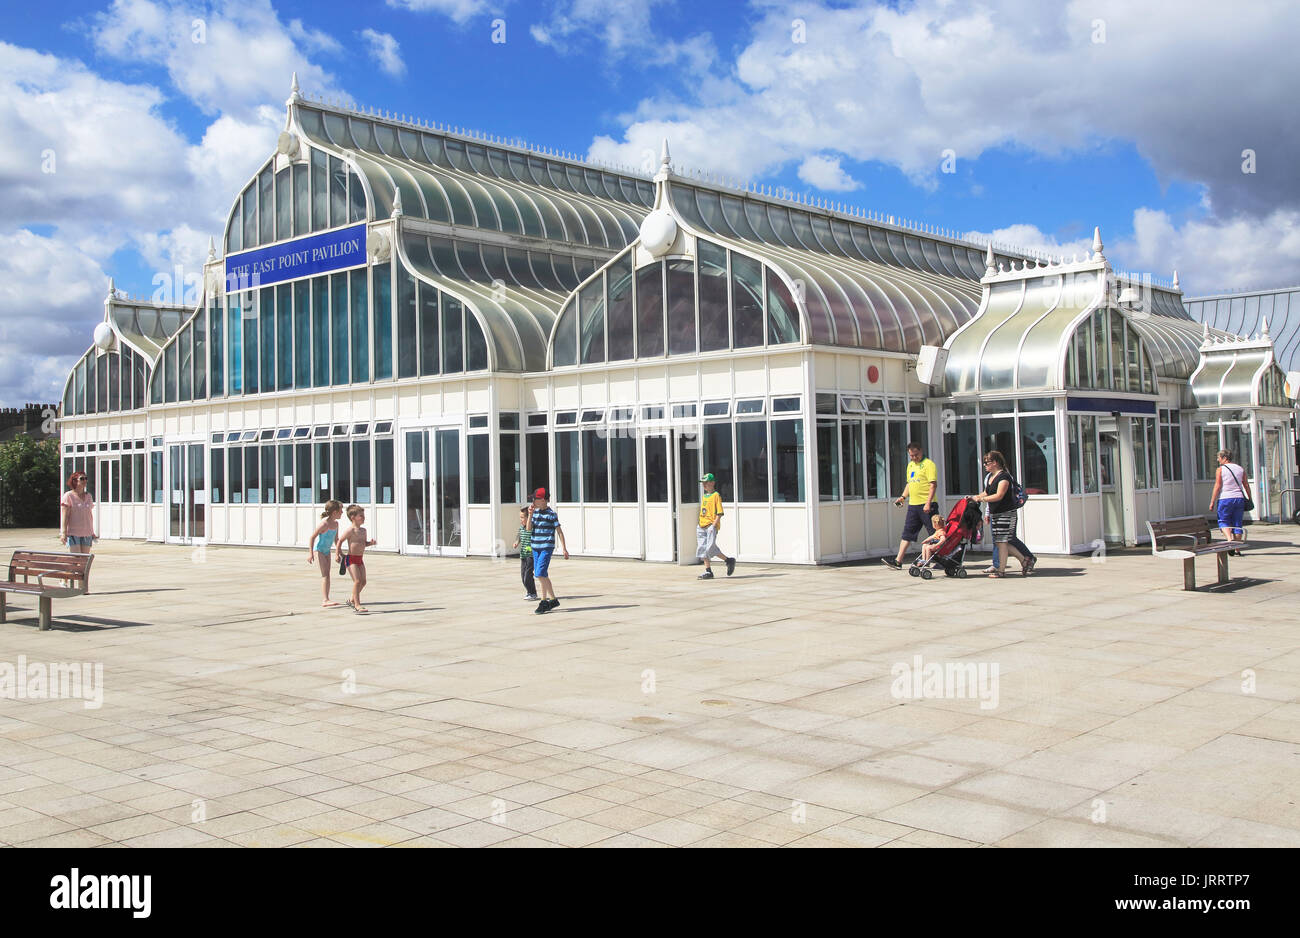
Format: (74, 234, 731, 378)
(700, 472, 715, 482)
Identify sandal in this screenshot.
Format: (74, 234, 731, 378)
(989, 571, 1005, 578)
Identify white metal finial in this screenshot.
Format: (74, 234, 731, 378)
(106, 277, 115, 300)
(291, 72, 299, 95)
(207, 237, 215, 261)
(392, 189, 403, 217)
(1172, 269, 1180, 290)
(984, 243, 995, 274)
(1202, 321, 1210, 339)
(1092, 226, 1104, 260)
(1261, 316, 1270, 337)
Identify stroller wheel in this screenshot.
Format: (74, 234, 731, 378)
(921, 568, 933, 580)
(908, 566, 920, 577)
(956, 567, 968, 579)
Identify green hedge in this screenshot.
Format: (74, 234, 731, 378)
(0, 436, 61, 527)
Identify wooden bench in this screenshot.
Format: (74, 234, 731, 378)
(1146, 516, 1252, 590)
(0, 551, 94, 630)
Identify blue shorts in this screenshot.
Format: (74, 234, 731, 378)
(901, 504, 935, 542)
(1216, 498, 1245, 536)
(67, 536, 93, 548)
(533, 548, 554, 578)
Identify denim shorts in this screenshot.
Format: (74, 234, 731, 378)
(66, 535, 93, 548)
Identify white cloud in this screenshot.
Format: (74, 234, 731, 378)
(360, 28, 406, 78)
(528, 0, 715, 72)
(797, 154, 860, 192)
(385, 0, 490, 26)
(91, 0, 348, 119)
(587, 0, 1300, 219)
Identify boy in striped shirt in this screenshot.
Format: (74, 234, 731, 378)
(512, 505, 538, 600)
(527, 488, 568, 614)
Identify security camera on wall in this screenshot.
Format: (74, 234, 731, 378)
(915, 345, 949, 385)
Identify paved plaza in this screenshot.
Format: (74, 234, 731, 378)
(0, 528, 1298, 849)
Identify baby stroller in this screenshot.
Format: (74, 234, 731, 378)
(908, 497, 984, 580)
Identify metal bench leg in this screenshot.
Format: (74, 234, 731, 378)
(1183, 558, 1196, 591)
(1218, 552, 1229, 585)
(0, 592, 5, 622)
(38, 596, 51, 631)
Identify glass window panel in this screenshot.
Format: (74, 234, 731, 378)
(311, 277, 329, 387)
(666, 258, 696, 355)
(579, 276, 606, 364)
(841, 421, 864, 499)
(527, 432, 550, 498)
(738, 420, 770, 502)
(260, 444, 276, 504)
(552, 298, 577, 367)
(442, 296, 464, 373)
(1133, 417, 1149, 489)
(243, 447, 259, 503)
(582, 429, 609, 502)
(703, 423, 734, 498)
(332, 440, 351, 503)
(226, 197, 241, 254)
(276, 283, 292, 389)
(607, 254, 635, 361)
(817, 420, 839, 500)
(350, 267, 369, 382)
(194, 310, 207, 399)
(372, 262, 393, 381)
(108, 351, 122, 410)
(226, 449, 242, 503)
(465, 434, 490, 505)
(865, 421, 887, 498)
(767, 271, 800, 344)
(772, 419, 805, 502)
(636, 263, 664, 357)
(499, 433, 520, 503)
(375, 438, 394, 504)
(258, 167, 273, 244)
(311, 149, 328, 230)
(133, 453, 145, 503)
(1081, 415, 1099, 492)
(331, 272, 349, 384)
(314, 441, 330, 501)
(466, 311, 487, 371)
(698, 240, 729, 352)
(644, 435, 668, 503)
(353, 440, 372, 503)
(120, 453, 133, 503)
(294, 280, 310, 388)
(280, 444, 294, 503)
(329, 156, 347, 228)
(295, 442, 312, 503)
(275, 167, 290, 241)
(611, 433, 637, 502)
(165, 339, 178, 403)
(257, 286, 273, 392)
(242, 182, 257, 248)
(227, 294, 243, 394)
(981, 416, 1017, 480)
(731, 253, 764, 348)
(1020, 414, 1057, 495)
(397, 269, 417, 378)
(556, 431, 579, 501)
(207, 300, 222, 398)
(419, 283, 439, 376)
(293, 162, 309, 237)
(348, 171, 366, 223)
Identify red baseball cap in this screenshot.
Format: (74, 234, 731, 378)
(532, 488, 548, 499)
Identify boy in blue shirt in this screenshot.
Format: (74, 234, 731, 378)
(527, 488, 568, 614)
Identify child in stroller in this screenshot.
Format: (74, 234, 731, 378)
(909, 497, 984, 580)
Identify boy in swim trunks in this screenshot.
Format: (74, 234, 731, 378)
(335, 503, 377, 613)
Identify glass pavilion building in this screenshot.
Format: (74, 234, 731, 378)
(57, 80, 1299, 562)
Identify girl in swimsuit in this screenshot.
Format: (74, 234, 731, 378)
(308, 500, 344, 607)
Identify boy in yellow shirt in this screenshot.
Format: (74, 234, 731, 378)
(696, 473, 735, 580)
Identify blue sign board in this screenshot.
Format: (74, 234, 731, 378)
(225, 224, 367, 291)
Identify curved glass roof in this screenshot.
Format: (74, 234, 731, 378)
(1191, 344, 1288, 408)
(670, 181, 987, 352)
(1186, 288, 1300, 374)
(108, 299, 187, 361)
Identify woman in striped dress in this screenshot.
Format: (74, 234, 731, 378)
(972, 451, 1027, 578)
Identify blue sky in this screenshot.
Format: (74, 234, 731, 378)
(2, 0, 1299, 406)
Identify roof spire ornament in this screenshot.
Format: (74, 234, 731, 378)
(106, 277, 115, 301)
(207, 237, 215, 262)
(984, 242, 995, 275)
(660, 138, 671, 171)
(1172, 269, 1180, 290)
(1261, 316, 1270, 337)
(1092, 226, 1105, 261)
(287, 71, 300, 106)
(392, 189, 403, 218)
(1202, 321, 1210, 340)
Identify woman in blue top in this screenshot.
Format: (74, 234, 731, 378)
(307, 499, 344, 606)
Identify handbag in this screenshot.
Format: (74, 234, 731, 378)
(1226, 466, 1254, 512)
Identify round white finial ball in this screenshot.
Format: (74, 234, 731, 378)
(93, 322, 115, 351)
(638, 211, 678, 256)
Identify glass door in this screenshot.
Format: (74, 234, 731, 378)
(674, 428, 699, 564)
(1265, 428, 1282, 520)
(167, 442, 205, 543)
(404, 427, 462, 555)
(1098, 419, 1124, 544)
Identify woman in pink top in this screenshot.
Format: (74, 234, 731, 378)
(59, 472, 97, 555)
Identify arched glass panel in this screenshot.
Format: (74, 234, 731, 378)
(636, 263, 664, 358)
(226, 196, 241, 254)
(441, 295, 463, 374)
(241, 182, 256, 248)
(607, 254, 635, 361)
(466, 312, 488, 371)
(258, 167, 274, 244)
(720, 195, 759, 241)
(731, 253, 764, 349)
(698, 240, 729, 352)
(666, 258, 696, 355)
(767, 271, 800, 345)
(579, 276, 606, 364)
(275, 168, 291, 241)
(553, 298, 578, 367)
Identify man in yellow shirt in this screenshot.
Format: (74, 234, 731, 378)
(882, 442, 938, 570)
(696, 472, 735, 580)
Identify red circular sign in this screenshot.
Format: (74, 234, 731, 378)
(867, 365, 879, 383)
